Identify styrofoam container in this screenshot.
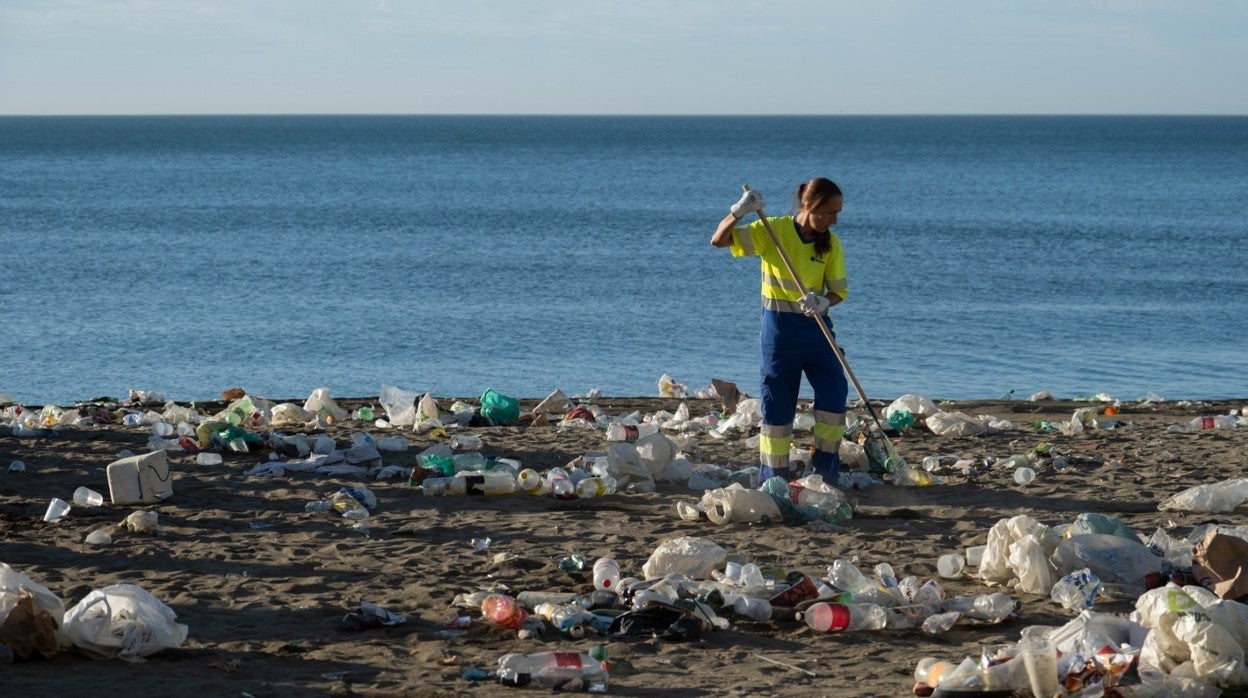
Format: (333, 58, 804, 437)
(107, 450, 173, 505)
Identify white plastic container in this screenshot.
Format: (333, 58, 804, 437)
(107, 450, 173, 505)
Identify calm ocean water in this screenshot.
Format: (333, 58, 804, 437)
(2, 115, 1246, 406)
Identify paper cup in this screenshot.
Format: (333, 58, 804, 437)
(43, 497, 71, 522)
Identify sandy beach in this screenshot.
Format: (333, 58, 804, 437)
(3, 391, 1247, 697)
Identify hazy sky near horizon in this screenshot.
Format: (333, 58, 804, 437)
(2, 0, 1245, 115)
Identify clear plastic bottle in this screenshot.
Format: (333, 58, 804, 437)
(827, 559, 877, 596)
(941, 592, 1017, 620)
(575, 476, 617, 499)
(592, 557, 620, 591)
(1050, 568, 1101, 610)
(450, 434, 483, 450)
(798, 601, 887, 632)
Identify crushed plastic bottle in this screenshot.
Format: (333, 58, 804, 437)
(497, 646, 609, 692)
(1050, 568, 1101, 610)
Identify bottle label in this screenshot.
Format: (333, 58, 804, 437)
(1201, 416, 1215, 430)
(552, 652, 585, 669)
(464, 475, 486, 495)
(824, 603, 851, 632)
(621, 425, 638, 441)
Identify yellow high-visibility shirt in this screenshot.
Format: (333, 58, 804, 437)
(730, 215, 847, 312)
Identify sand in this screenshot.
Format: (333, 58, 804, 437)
(2, 393, 1247, 697)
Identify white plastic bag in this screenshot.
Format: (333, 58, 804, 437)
(1052, 533, 1164, 587)
(885, 394, 941, 420)
(1158, 478, 1248, 514)
(62, 584, 188, 661)
(925, 411, 991, 437)
(640, 536, 726, 580)
(1008, 534, 1055, 595)
(303, 387, 348, 422)
(377, 384, 420, 426)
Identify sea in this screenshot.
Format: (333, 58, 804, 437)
(2, 115, 1246, 407)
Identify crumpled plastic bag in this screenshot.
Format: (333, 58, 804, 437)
(378, 384, 421, 427)
(884, 394, 941, 420)
(979, 515, 1059, 589)
(61, 584, 188, 661)
(1, 563, 67, 658)
(1193, 530, 1248, 601)
(269, 402, 314, 426)
(1136, 585, 1248, 686)
(1158, 478, 1248, 514)
(925, 410, 1015, 436)
(641, 536, 726, 580)
(304, 388, 348, 422)
(1052, 533, 1164, 587)
(714, 398, 761, 434)
(480, 388, 519, 425)
(657, 374, 687, 398)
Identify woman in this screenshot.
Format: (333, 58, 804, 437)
(711, 178, 849, 484)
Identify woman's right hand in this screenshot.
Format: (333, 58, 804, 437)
(730, 189, 764, 219)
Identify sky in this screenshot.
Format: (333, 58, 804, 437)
(2, 0, 1245, 115)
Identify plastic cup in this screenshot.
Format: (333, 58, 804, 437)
(43, 497, 71, 522)
(85, 528, 112, 545)
(937, 554, 966, 578)
(1014, 467, 1036, 485)
(73, 486, 104, 507)
(1020, 637, 1059, 698)
(965, 545, 986, 567)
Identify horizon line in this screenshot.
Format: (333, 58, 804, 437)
(2, 112, 1246, 119)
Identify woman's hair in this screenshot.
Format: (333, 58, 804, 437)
(795, 177, 842, 258)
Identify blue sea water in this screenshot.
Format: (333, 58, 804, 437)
(2, 115, 1246, 406)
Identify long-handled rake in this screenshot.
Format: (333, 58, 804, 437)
(742, 184, 907, 474)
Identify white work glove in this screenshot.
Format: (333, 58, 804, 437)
(799, 292, 831, 317)
(730, 189, 765, 219)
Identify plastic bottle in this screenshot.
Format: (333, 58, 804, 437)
(305, 499, 333, 513)
(450, 434, 483, 450)
(1013, 467, 1036, 485)
(798, 601, 887, 632)
(592, 557, 620, 591)
(941, 592, 1017, 620)
(422, 472, 515, 496)
(914, 657, 957, 688)
(549, 468, 575, 499)
(481, 594, 529, 629)
(827, 559, 877, 596)
(605, 422, 657, 442)
(575, 476, 617, 499)
(452, 452, 488, 472)
(1050, 568, 1101, 610)
(497, 647, 609, 692)
(1174, 415, 1238, 432)
(517, 468, 546, 494)
(733, 595, 772, 621)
